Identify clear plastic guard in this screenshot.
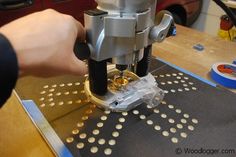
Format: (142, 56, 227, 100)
(108, 73, 165, 112)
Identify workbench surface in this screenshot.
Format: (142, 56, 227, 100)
(1, 25, 236, 157)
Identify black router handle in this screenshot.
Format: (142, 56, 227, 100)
(74, 39, 90, 60)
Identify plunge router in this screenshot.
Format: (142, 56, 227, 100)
(75, 0, 175, 112)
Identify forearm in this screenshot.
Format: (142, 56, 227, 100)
(0, 34, 19, 107)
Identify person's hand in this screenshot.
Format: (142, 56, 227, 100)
(0, 9, 87, 77)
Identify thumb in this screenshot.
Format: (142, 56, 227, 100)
(68, 53, 88, 76)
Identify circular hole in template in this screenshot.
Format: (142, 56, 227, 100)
(49, 89, 55, 92)
(43, 85, 49, 89)
(72, 129, 79, 135)
(52, 84, 57, 88)
(171, 137, 178, 144)
(104, 148, 112, 155)
(160, 82, 166, 85)
(66, 137, 74, 143)
(93, 129, 100, 135)
(162, 131, 169, 137)
(175, 109, 182, 114)
(161, 101, 167, 105)
(122, 112, 128, 116)
(67, 101, 73, 105)
(161, 114, 167, 119)
(48, 98, 53, 102)
(183, 114, 190, 119)
(108, 139, 116, 146)
(177, 124, 183, 129)
(40, 91, 46, 94)
(154, 108, 160, 113)
(104, 110, 111, 114)
(98, 138, 106, 145)
(168, 105, 174, 109)
(174, 80, 179, 84)
(119, 117, 125, 123)
(180, 80, 186, 83)
(49, 102, 55, 107)
(147, 120, 154, 125)
(72, 91, 78, 94)
(40, 104, 45, 108)
(75, 82, 80, 86)
(101, 115, 108, 121)
(189, 82, 194, 85)
(188, 125, 195, 131)
(76, 142, 84, 149)
(178, 88, 183, 92)
(192, 118, 199, 124)
(184, 77, 189, 80)
(47, 93, 53, 97)
(181, 119, 187, 124)
(132, 110, 139, 115)
(139, 115, 146, 120)
(168, 118, 175, 124)
(82, 116, 89, 121)
(67, 83, 73, 86)
(77, 122, 84, 128)
(112, 131, 119, 138)
(180, 132, 188, 138)
(59, 83, 65, 87)
(116, 124, 123, 130)
(97, 122, 104, 128)
(86, 109, 93, 114)
(184, 88, 190, 91)
(88, 137, 96, 143)
(64, 92, 69, 95)
(58, 101, 64, 106)
(90, 146, 98, 154)
(76, 99, 82, 104)
(79, 133, 87, 139)
(154, 125, 161, 131)
(56, 92, 61, 96)
(170, 128, 177, 133)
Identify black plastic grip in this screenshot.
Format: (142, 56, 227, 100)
(136, 45, 152, 77)
(74, 39, 91, 60)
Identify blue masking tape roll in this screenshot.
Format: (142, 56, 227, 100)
(211, 63, 236, 89)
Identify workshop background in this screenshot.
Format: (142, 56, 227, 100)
(192, 0, 225, 36)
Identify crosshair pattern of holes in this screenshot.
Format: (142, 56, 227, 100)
(38, 72, 200, 156)
(66, 108, 127, 156)
(38, 79, 89, 108)
(129, 102, 199, 144)
(154, 72, 198, 94)
(65, 101, 199, 156)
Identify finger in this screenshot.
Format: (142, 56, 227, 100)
(74, 20, 86, 42)
(68, 52, 88, 76)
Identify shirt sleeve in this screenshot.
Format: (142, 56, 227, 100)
(0, 33, 19, 107)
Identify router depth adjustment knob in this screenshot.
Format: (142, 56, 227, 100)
(149, 10, 174, 42)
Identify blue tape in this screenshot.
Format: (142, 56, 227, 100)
(210, 63, 236, 89)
